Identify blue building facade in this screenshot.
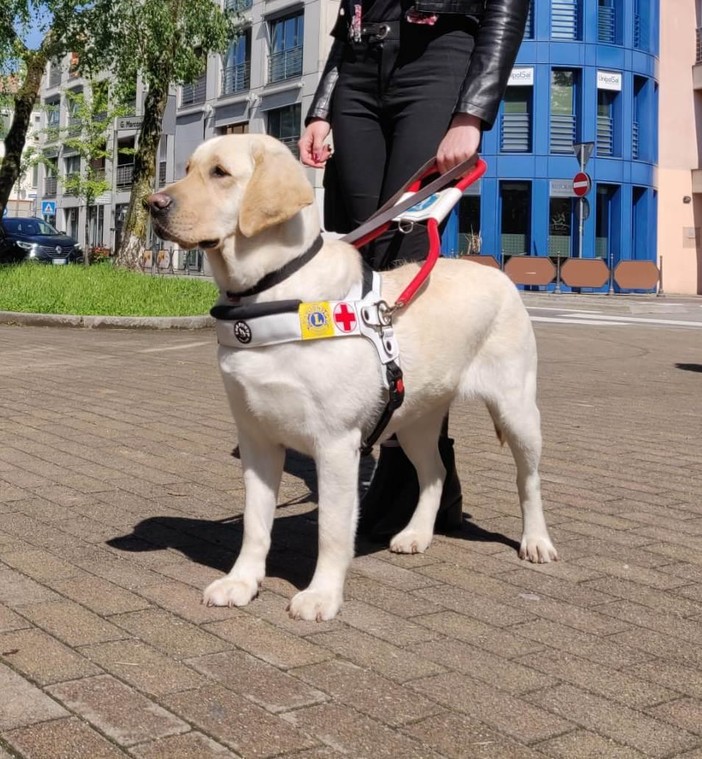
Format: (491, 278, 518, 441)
(445, 0, 659, 278)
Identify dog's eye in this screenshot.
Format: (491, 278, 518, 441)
(212, 165, 230, 178)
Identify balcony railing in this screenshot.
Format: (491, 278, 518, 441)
(597, 115, 613, 156)
(224, 0, 252, 11)
(181, 75, 207, 107)
(222, 61, 251, 96)
(158, 162, 167, 186)
(116, 163, 134, 189)
(597, 6, 615, 43)
(268, 47, 303, 84)
(45, 125, 60, 143)
(632, 121, 639, 159)
(549, 114, 576, 154)
(44, 176, 58, 196)
(501, 113, 530, 152)
(697, 28, 702, 64)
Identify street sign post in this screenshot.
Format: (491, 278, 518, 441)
(573, 142, 595, 259)
(41, 200, 57, 217)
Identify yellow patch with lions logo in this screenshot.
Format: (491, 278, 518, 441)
(299, 302, 335, 340)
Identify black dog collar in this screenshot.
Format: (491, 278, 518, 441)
(226, 235, 324, 300)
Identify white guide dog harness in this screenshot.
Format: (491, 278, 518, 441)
(211, 247, 404, 454)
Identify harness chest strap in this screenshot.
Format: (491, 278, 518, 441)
(212, 271, 405, 454)
(213, 271, 400, 385)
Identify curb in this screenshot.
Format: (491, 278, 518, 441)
(0, 311, 215, 330)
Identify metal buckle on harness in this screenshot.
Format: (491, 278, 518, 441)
(376, 22, 391, 39)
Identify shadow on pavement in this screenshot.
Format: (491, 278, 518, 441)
(107, 448, 519, 589)
(675, 362, 702, 373)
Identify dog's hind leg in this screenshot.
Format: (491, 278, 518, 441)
(485, 376, 558, 564)
(287, 431, 361, 621)
(388, 410, 446, 554)
(203, 433, 285, 607)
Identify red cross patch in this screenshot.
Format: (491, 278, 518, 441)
(333, 303, 357, 333)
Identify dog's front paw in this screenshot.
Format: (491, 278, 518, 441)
(203, 576, 259, 607)
(287, 589, 341, 621)
(389, 528, 433, 555)
(519, 534, 558, 564)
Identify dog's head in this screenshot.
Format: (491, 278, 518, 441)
(146, 133, 316, 253)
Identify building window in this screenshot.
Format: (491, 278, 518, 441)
(219, 122, 249, 135)
(551, 0, 580, 40)
(549, 197, 573, 256)
(458, 194, 481, 254)
(268, 12, 304, 83)
(224, 0, 252, 11)
(595, 184, 619, 260)
(182, 53, 207, 107)
(524, 0, 534, 39)
(45, 100, 60, 142)
(88, 205, 105, 248)
(501, 86, 532, 152)
(65, 207, 79, 240)
(632, 76, 648, 161)
(633, 0, 648, 50)
(66, 90, 82, 137)
(596, 89, 616, 157)
(44, 157, 58, 198)
(116, 138, 135, 190)
(500, 181, 531, 256)
(267, 103, 301, 156)
(63, 154, 81, 195)
(597, 0, 618, 43)
(222, 29, 251, 96)
(550, 69, 577, 153)
(631, 187, 651, 261)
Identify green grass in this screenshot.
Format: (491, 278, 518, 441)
(0, 262, 219, 317)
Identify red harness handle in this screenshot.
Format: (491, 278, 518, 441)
(352, 158, 487, 311)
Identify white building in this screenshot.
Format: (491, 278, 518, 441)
(33, 0, 334, 265)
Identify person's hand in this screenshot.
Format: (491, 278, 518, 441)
(436, 113, 482, 174)
(299, 119, 333, 168)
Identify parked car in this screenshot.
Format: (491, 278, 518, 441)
(0, 217, 83, 264)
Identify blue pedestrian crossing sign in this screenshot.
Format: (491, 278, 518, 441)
(41, 200, 56, 216)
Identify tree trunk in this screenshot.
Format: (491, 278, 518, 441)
(0, 51, 47, 218)
(115, 84, 168, 270)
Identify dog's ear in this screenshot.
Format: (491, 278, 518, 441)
(238, 146, 315, 237)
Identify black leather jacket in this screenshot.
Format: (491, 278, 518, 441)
(306, 0, 529, 130)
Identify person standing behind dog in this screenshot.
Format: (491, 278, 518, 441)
(299, 0, 530, 540)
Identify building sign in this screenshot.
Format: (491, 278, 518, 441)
(550, 180, 575, 198)
(509, 67, 534, 86)
(117, 117, 144, 131)
(597, 70, 622, 91)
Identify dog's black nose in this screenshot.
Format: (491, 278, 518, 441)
(145, 192, 173, 215)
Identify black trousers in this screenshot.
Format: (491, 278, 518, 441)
(328, 22, 476, 270)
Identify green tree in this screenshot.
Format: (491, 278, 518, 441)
(84, 0, 237, 269)
(60, 83, 128, 264)
(0, 0, 90, 217)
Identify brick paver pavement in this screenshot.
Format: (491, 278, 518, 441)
(0, 296, 700, 758)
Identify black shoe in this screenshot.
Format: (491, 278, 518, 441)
(358, 436, 463, 541)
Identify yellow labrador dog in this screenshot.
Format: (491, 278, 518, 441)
(147, 134, 557, 621)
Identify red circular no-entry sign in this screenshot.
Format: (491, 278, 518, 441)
(573, 172, 591, 197)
